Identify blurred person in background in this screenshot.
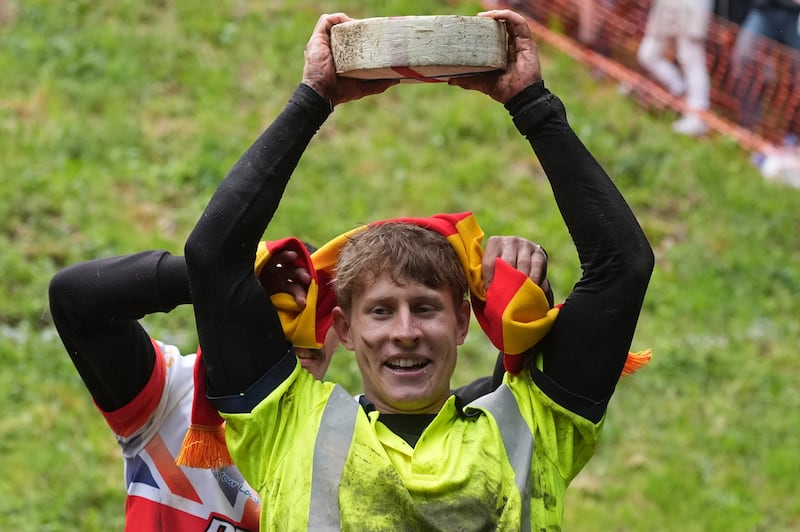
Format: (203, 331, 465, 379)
(637, 0, 714, 136)
(715, 0, 753, 24)
(577, 0, 618, 53)
(733, 0, 800, 128)
(736, 0, 800, 49)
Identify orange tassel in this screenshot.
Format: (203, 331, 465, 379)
(621, 349, 652, 376)
(175, 423, 234, 469)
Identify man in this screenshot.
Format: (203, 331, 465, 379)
(47, 245, 335, 531)
(184, 8, 654, 530)
(732, 0, 800, 128)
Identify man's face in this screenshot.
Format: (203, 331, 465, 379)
(295, 326, 340, 380)
(332, 272, 471, 414)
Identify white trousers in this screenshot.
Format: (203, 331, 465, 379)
(636, 0, 712, 112)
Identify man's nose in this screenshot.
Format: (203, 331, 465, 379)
(390, 308, 421, 345)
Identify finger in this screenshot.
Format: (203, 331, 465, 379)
(510, 240, 547, 284)
(505, 244, 533, 280)
(448, 74, 491, 93)
(271, 250, 299, 265)
(287, 282, 308, 308)
(478, 9, 532, 40)
(482, 236, 502, 290)
(334, 78, 400, 106)
(358, 79, 400, 95)
(313, 12, 352, 35)
(531, 244, 548, 284)
(285, 265, 312, 287)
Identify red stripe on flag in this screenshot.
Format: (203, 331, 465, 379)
(474, 258, 529, 353)
(147, 434, 203, 504)
(371, 213, 472, 237)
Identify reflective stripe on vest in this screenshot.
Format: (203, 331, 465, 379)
(308, 384, 533, 531)
(308, 384, 359, 531)
(466, 384, 534, 532)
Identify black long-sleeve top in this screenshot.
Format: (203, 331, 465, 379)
(182, 81, 654, 424)
(48, 252, 191, 411)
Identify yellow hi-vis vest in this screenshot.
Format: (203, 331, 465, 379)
(307, 383, 533, 531)
(223, 362, 601, 531)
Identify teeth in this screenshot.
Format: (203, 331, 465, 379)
(389, 358, 424, 368)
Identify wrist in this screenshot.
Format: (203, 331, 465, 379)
(506, 82, 566, 137)
(504, 80, 547, 115)
(296, 82, 334, 113)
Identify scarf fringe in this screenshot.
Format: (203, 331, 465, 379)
(175, 423, 233, 469)
(621, 349, 652, 376)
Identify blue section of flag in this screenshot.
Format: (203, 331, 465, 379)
(126, 454, 159, 489)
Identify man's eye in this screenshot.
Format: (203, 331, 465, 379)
(371, 307, 390, 316)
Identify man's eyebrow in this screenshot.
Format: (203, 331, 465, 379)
(359, 294, 396, 306)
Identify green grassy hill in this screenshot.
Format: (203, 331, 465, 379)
(2, 1, 799, 530)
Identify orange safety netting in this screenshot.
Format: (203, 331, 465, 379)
(483, 0, 800, 153)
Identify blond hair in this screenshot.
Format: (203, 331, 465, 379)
(334, 223, 468, 313)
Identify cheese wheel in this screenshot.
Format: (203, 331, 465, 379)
(331, 16, 507, 82)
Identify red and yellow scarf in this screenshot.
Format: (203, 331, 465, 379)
(177, 212, 649, 468)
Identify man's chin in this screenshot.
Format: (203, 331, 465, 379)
(383, 388, 444, 414)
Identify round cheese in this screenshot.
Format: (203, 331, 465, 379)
(331, 16, 508, 82)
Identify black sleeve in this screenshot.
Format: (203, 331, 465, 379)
(506, 82, 655, 422)
(184, 84, 332, 402)
(48, 251, 192, 411)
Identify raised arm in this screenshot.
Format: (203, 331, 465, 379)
(184, 13, 396, 400)
(48, 251, 190, 411)
(452, 10, 654, 418)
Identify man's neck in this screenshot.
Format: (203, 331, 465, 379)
(378, 413, 437, 447)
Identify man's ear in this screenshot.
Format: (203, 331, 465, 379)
(456, 299, 471, 346)
(331, 306, 355, 350)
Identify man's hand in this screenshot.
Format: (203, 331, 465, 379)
(448, 9, 543, 104)
(302, 13, 398, 106)
(482, 235, 552, 305)
(258, 250, 313, 308)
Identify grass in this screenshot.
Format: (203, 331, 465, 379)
(2, 0, 799, 530)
